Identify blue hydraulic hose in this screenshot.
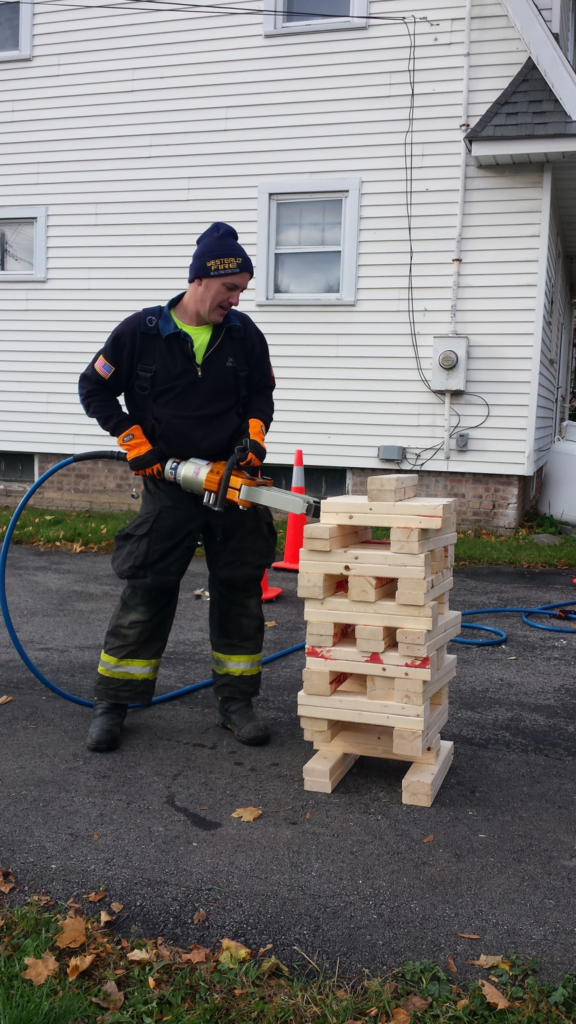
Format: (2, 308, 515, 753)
(0, 454, 305, 710)
(2, 452, 576, 703)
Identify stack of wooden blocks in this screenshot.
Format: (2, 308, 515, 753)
(297, 473, 461, 807)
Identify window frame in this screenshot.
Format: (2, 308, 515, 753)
(263, 0, 368, 35)
(256, 179, 361, 305)
(0, 1, 33, 60)
(0, 207, 47, 281)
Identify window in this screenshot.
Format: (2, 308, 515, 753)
(256, 179, 360, 304)
(0, 208, 47, 281)
(263, 0, 368, 35)
(0, 1, 33, 60)
(0, 453, 34, 482)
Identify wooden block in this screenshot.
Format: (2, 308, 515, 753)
(356, 637, 394, 654)
(437, 592, 450, 613)
(436, 644, 447, 668)
(356, 624, 394, 640)
(303, 750, 358, 792)
(302, 721, 343, 743)
(321, 509, 448, 530)
(396, 576, 453, 607)
(305, 593, 437, 627)
(367, 473, 418, 492)
(297, 689, 431, 730)
(431, 684, 449, 706)
(302, 668, 349, 696)
(348, 576, 396, 603)
(389, 531, 458, 554)
(366, 675, 395, 701)
(396, 610, 461, 647)
(394, 668, 454, 706)
(397, 569, 451, 594)
(392, 703, 448, 756)
(313, 723, 441, 766)
(297, 573, 348, 599)
(300, 716, 337, 732)
(303, 526, 371, 551)
(323, 496, 454, 519)
(300, 555, 432, 581)
(306, 636, 447, 681)
(306, 622, 352, 645)
(402, 740, 454, 806)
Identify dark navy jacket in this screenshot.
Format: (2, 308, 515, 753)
(78, 293, 275, 463)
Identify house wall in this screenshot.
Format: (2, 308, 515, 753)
(0, 0, 543, 487)
(533, 185, 573, 469)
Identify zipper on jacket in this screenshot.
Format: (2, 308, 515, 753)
(187, 327, 225, 378)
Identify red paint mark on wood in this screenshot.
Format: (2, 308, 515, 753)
(365, 652, 384, 664)
(405, 657, 431, 668)
(335, 580, 349, 594)
(306, 647, 330, 659)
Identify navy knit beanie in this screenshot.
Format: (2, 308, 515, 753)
(188, 222, 254, 282)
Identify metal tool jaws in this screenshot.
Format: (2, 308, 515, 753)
(239, 484, 320, 518)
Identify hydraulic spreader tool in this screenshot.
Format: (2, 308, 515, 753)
(165, 451, 321, 517)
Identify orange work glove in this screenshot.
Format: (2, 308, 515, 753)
(237, 418, 267, 468)
(117, 425, 164, 479)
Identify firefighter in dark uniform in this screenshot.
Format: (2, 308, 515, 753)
(78, 223, 277, 752)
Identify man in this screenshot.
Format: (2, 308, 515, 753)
(79, 222, 276, 752)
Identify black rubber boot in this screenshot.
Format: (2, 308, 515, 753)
(86, 700, 128, 752)
(218, 698, 270, 746)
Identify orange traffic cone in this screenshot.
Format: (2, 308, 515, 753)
(261, 569, 282, 602)
(272, 449, 306, 571)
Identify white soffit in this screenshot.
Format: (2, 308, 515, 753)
(499, 0, 576, 119)
(470, 137, 576, 163)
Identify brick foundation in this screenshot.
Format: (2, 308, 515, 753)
(0, 453, 542, 533)
(0, 453, 141, 512)
(348, 468, 543, 535)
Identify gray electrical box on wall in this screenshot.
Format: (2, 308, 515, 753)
(431, 336, 468, 392)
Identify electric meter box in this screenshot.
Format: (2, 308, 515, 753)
(431, 336, 468, 392)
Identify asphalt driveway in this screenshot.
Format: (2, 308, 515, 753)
(1, 547, 575, 980)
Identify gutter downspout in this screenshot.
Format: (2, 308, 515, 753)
(444, 0, 472, 462)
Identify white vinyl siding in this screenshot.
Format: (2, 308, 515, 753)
(534, 199, 573, 467)
(0, 0, 553, 475)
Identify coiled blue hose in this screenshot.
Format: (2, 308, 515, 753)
(1, 453, 575, 708)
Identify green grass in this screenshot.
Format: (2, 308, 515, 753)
(3, 504, 576, 568)
(1, 900, 576, 1023)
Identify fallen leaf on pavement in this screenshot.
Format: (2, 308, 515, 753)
(391, 1010, 411, 1023)
(259, 944, 273, 956)
(181, 944, 211, 964)
(110, 902, 123, 914)
(28, 894, 55, 908)
(265, 621, 277, 627)
(231, 807, 262, 822)
(456, 998, 469, 1009)
(218, 938, 251, 964)
(458, 932, 480, 939)
(66, 899, 81, 908)
(469, 954, 506, 969)
(55, 916, 86, 949)
(93, 833, 98, 841)
(305, 812, 311, 819)
(127, 948, 155, 963)
(100, 910, 115, 925)
(21, 955, 59, 985)
(479, 978, 510, 1010)
(157, 944, 171, 962)
(193, 909, 207, 925)
(401, 994, 432, 1012)
(0, 869, 15, 894)
(67, 954, 96, 979)
(423, 834, 434, 843)
(0, 696, 14, 705)
(447, 956, 457, 973)
(85, 890, 106, 903)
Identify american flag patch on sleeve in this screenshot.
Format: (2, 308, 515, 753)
(94, 355, 115, 380)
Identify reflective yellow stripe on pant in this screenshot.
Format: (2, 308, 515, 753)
(97, 651, 161, 682)
(211, 651, 262, 677)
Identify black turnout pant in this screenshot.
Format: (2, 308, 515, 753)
(94, 477, 277, 705)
